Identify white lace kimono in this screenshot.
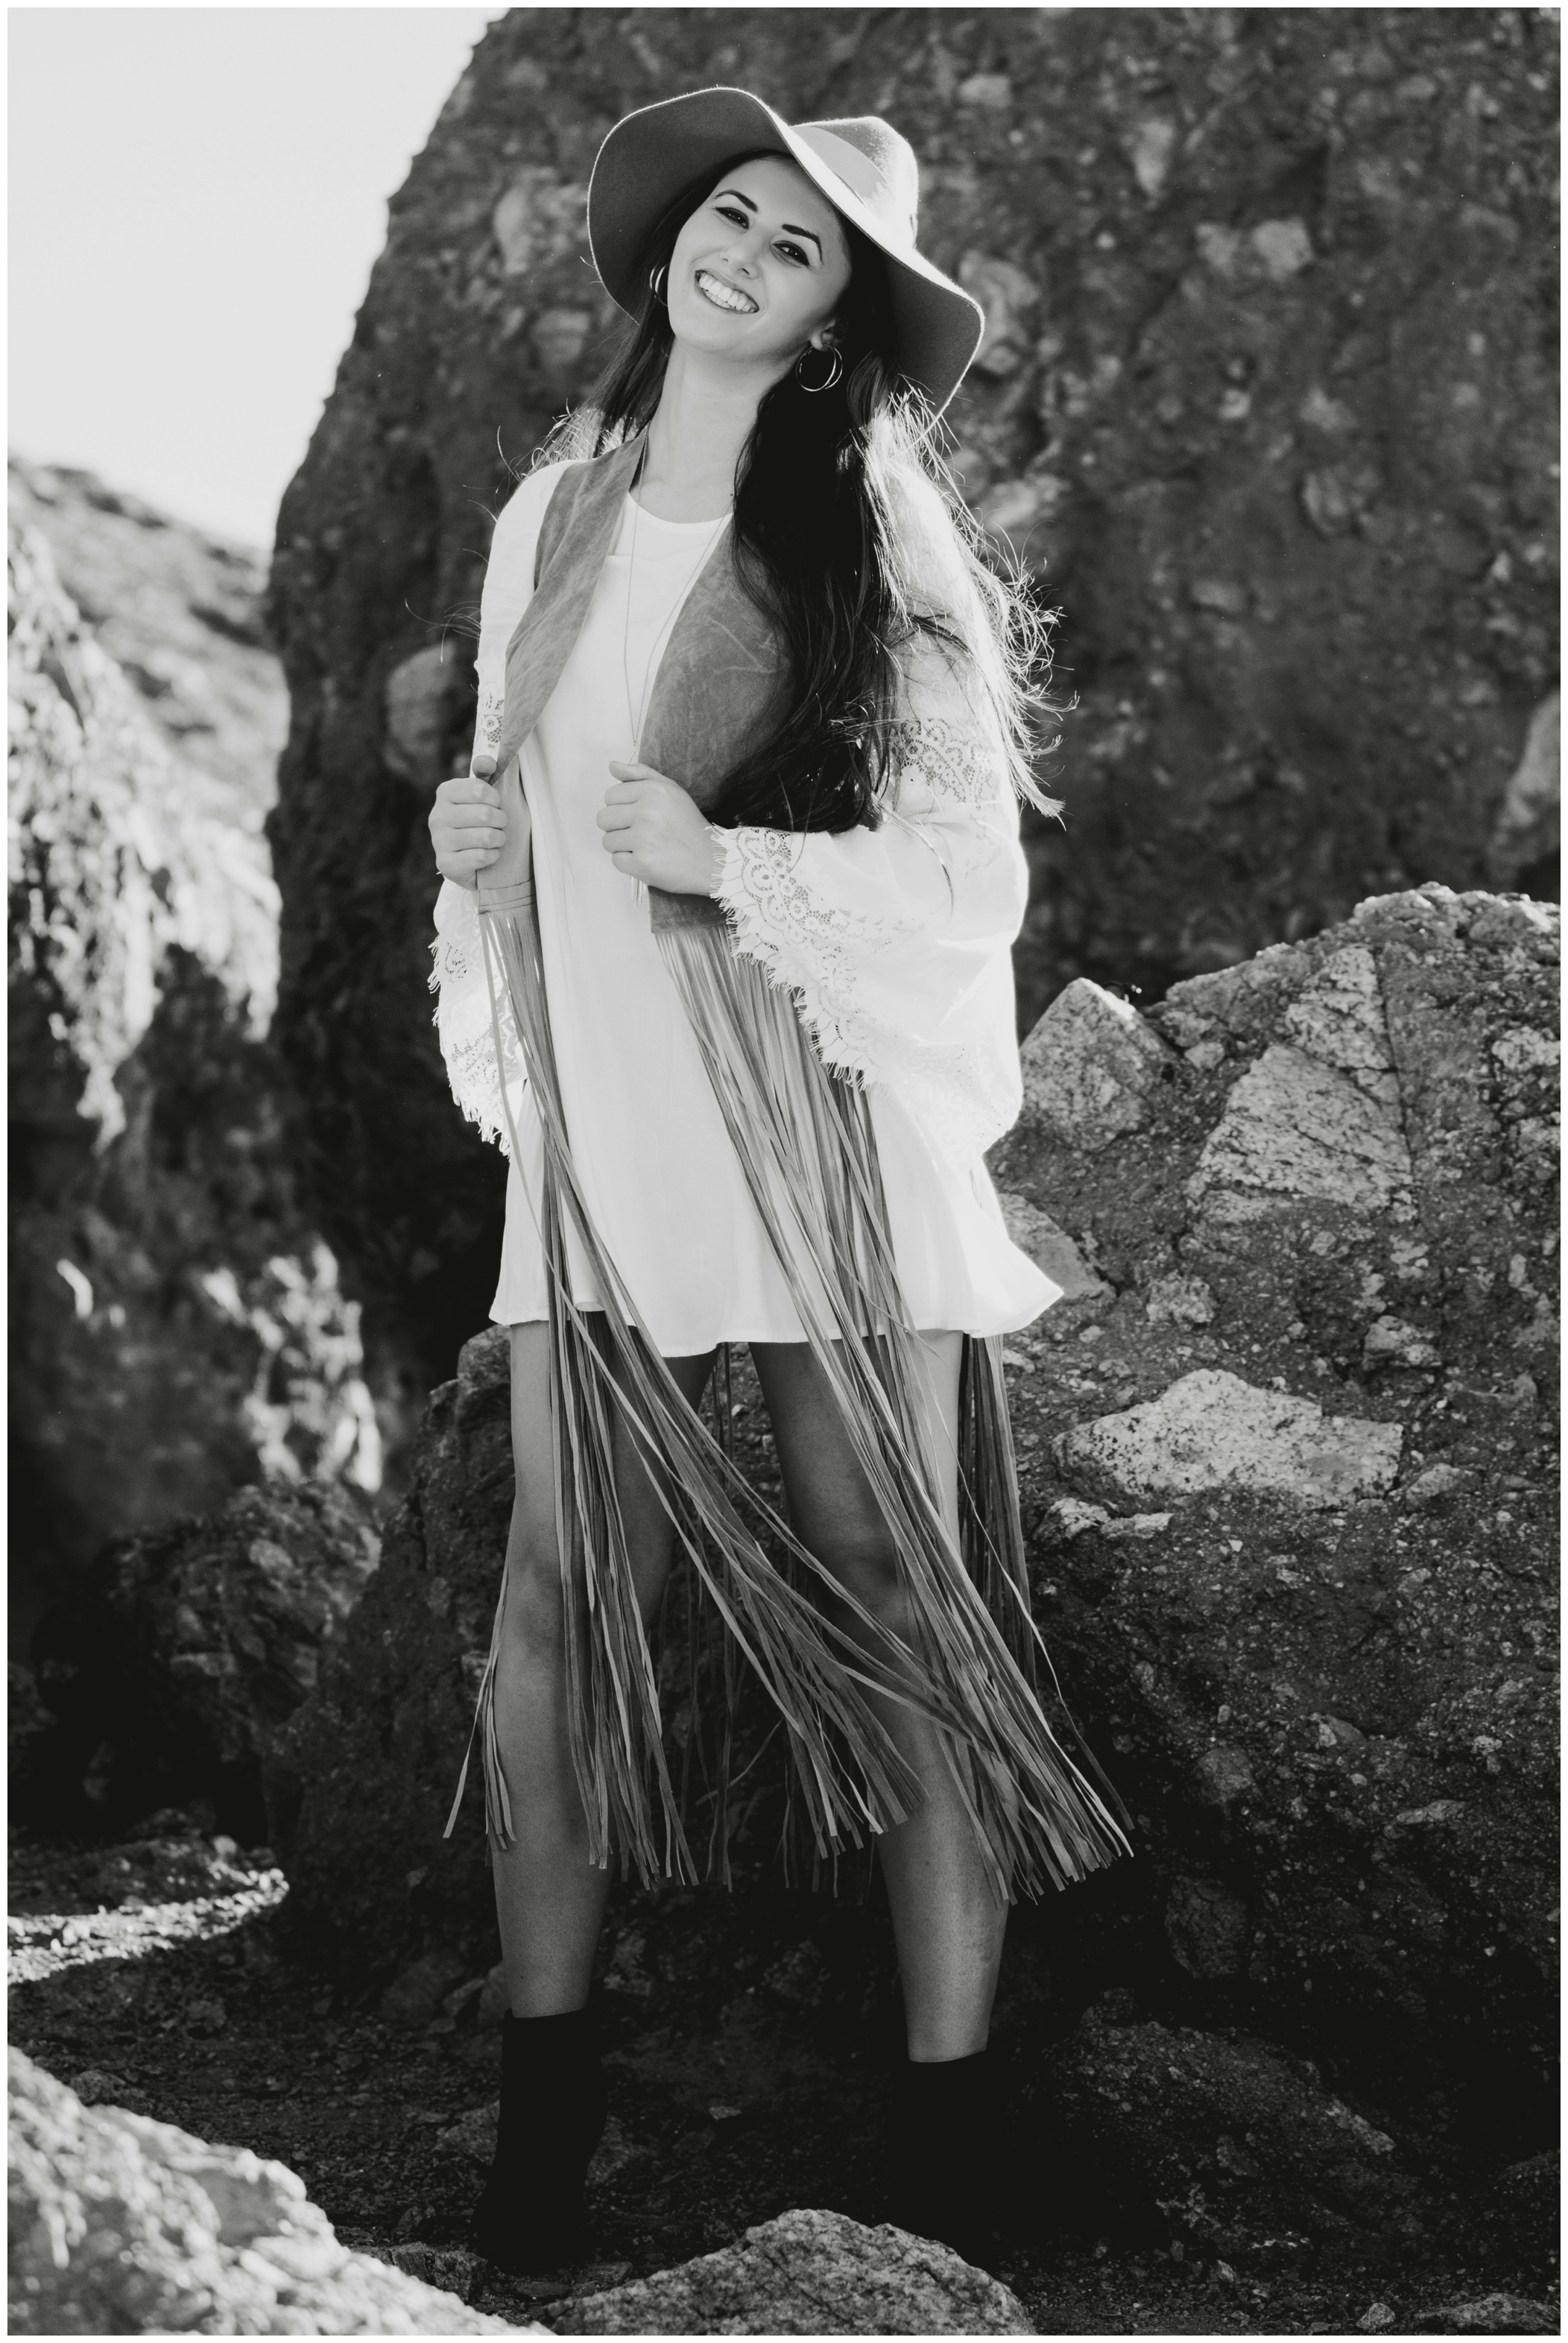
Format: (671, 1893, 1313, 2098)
(431, 464, 1055, 1355)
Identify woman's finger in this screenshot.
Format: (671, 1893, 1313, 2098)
(595, 801, 635, 832)
(438, 778, 502, 807)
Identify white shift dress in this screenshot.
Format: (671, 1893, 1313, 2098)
(430, 458, 1057, 1355)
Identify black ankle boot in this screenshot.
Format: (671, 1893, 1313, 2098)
(885, 2049, 999, 2269)
(470, 2005, 608, 2275)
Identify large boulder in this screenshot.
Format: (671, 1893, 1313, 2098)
(8, 506, 384, 1649)
(1046, 1998, 1426, 2271)
(28, 1480, 381, 1840)
(990, 885, 1558, 2136)
(7, 2049, 534, 2334)
(266, 1325, 516, 1973)
(265, 7, 1558, 1382)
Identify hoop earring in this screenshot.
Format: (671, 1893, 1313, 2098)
(648, 264, 668, 304)
(794, 344, 844, 394)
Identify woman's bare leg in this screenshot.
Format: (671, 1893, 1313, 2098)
(490, 1320, 715, 2016)
(750, 1333, 1007, 2061)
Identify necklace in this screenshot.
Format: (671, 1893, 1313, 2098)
(619, 451, 730, 759)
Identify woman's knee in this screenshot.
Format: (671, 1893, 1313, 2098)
(499, 1510, 571, 1663)
(813, 1527, 910, 1634)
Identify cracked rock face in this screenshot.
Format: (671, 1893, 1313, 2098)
(1057, 1368, 1403, 1508)
(990, 886, 1558, 2141)
(8, 507, 381, 1659)
(265, 8, 1557, 1384)
(7, 2050, 533, 2335)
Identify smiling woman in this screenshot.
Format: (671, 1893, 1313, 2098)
(423, 83, 1128, 2283)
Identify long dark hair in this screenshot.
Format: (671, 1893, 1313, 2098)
(542, 156, 1055, 833)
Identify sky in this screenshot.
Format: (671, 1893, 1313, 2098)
(9, 6, 508, 546)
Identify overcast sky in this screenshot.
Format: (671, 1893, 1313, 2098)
(10, 6, 507, 546)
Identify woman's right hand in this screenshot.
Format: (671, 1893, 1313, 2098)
(429, 754, 524, 891)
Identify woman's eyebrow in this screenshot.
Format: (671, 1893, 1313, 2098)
(712, 186, 823, 256)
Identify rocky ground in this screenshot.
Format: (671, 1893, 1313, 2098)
(8, 1814, 1552, 2335)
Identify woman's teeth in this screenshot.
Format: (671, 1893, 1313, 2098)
(695, 269, 757, 315)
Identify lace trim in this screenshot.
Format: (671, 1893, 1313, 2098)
(882, 712, 1007, 812)
(475, 680, 503, 755)
(428, 880, 526, 1155)
(712, 716, 1022, 1169)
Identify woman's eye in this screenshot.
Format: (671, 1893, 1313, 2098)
(776, 242, 810, 267)
(715, 204, 747, 226)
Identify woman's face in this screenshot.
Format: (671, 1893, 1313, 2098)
(666, 154, 853, 374)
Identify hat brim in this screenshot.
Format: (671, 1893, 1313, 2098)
(587, 86, 983, 420)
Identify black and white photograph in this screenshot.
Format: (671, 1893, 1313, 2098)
(9, 6, 1559, 2336)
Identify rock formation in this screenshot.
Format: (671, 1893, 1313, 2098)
(29, 1480, 382, 1841)
(8, 497, 384, 1652)
(7, 2049, 536, 2335)
(265, 6, 1558, 1377)
(272, 886, 1557, 2267)
(549, 2207, 1035, 2333)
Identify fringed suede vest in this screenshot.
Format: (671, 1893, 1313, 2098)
(447, 431, 1129, 1900)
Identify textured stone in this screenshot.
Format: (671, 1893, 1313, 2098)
(1189, 1044, 1414, 1218)
(7, 2050, 532, 2334)
(995, 1191, 1110, 1302)
(31, 1480, 379, 1837)
(9, 505, 381, 1656)
(1165, 1876, 1253, 1978)
(1019, 980, 1175, 1148)
(1412, 2295, 1558, 2336)
(1363, 1315, 1442, 1371)
(1057, 1369, 1403, 1508)
(990, 889, 1558, 2142)
(1143, 1274, 1215, 1328)
(551, 2208, 1035, 2335)
(1048, 2001, 1417, 2268)
(1281, 945, 1402, 1106)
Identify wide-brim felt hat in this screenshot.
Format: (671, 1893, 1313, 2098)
(587, 85, 984, 420)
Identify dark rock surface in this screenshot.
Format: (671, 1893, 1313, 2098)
(29, 1481, 381, 1841)
(265, 6, 1558, 1381)
(1047, 1999, 1423, 2270)
(8, 508, 385, 1649)
(989, 885, 1558, 2157)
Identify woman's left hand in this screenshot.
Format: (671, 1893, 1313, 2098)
(598, 763, 721, 894)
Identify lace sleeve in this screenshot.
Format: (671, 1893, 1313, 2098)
(711, 640, 1029, 1167)
(429, 879, 526, 1155)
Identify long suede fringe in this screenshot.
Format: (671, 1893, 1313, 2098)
(445, 880, 1131, 1901)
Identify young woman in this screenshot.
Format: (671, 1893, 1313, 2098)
(427, 87, 1128, 2276)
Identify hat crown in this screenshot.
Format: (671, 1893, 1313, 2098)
(793, 116, 919, 249)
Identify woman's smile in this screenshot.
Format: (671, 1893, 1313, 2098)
(694, 266, 758, 315)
